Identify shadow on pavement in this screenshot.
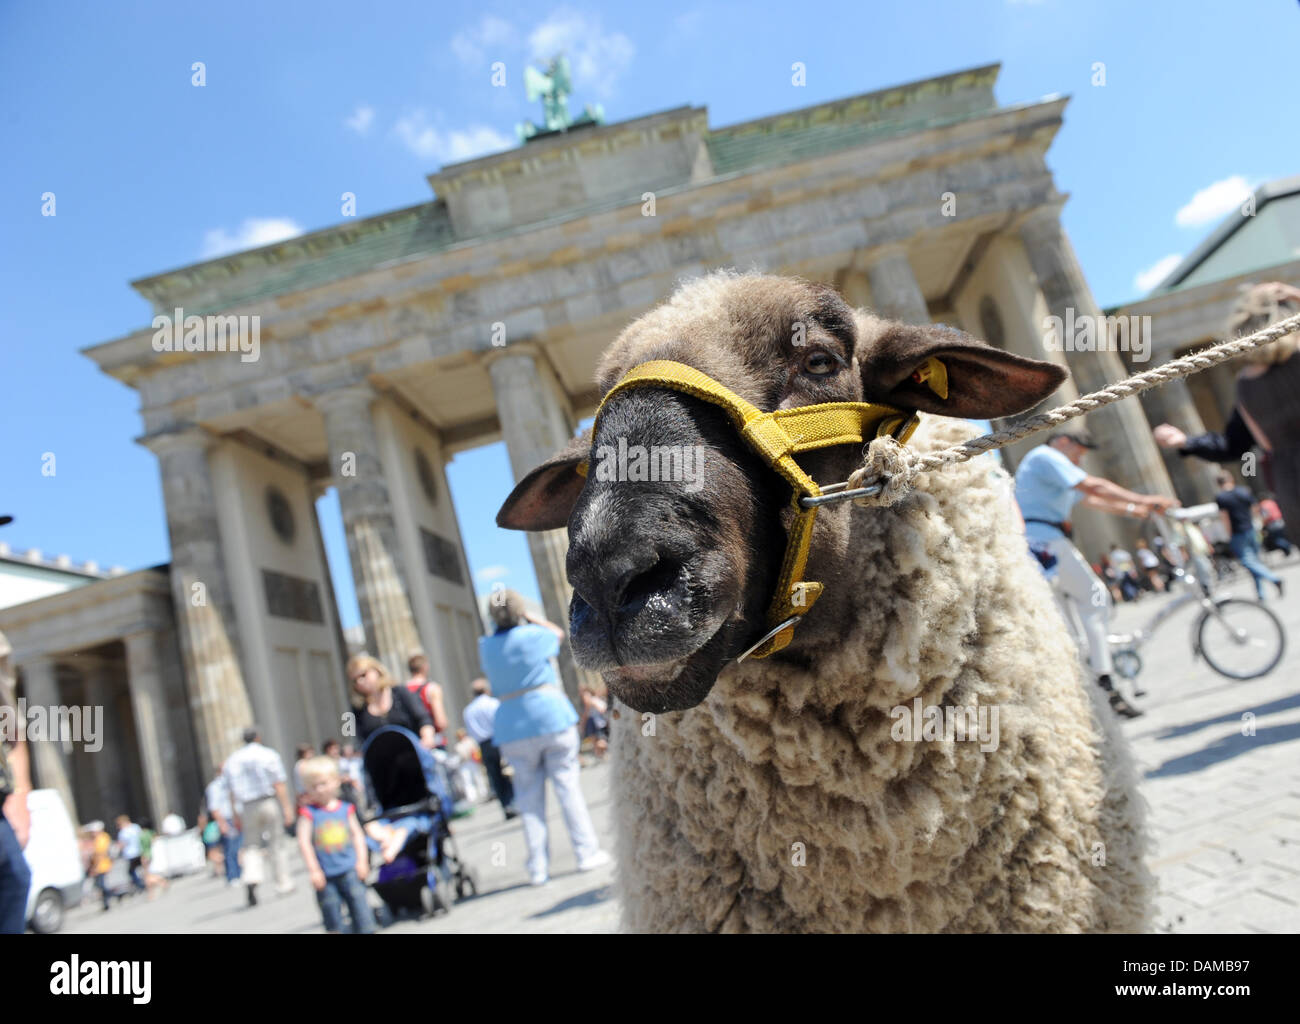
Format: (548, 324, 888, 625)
(530, 884, 612, 919)
(1150, 690, 1300, 741)
(1146, 721, 1300, 778)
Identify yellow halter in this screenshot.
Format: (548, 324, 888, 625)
(577, 359, 929, 660)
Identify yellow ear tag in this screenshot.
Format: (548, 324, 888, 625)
(911, 357, 949, 400)
(575, 460, 589, 478)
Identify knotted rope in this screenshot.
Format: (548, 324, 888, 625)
(847, 309, 1300, 507)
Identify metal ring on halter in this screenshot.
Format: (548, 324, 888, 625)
(798, 478, 887, 508)
(736, 615, 802, 663)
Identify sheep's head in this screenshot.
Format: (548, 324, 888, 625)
(497, 272, 1066, 714)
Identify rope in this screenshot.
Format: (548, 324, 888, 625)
(847, 309, 1300, 506)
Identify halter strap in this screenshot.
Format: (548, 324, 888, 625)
(578, 360, 922, 658)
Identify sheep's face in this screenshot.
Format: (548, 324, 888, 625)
(497, 273, 1067, 713)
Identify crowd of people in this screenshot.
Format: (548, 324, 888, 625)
(79, 814, 169, 910)
(185, 597, 613, 933)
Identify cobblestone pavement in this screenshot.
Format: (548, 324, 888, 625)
(1110, 555, 1300, 934)
(58, 557, 1300, 935)
(60, 758, 619, 935)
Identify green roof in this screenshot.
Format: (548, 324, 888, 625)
(1153, 176, 1300, 294)
(131, 202, 455, 317)
(709, 104, 997, 176)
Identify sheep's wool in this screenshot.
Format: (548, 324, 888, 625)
(612, 415, 1153, 933)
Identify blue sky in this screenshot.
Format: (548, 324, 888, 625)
(2, 0, 1296, 629)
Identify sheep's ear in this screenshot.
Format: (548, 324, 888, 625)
(496, 429, 592, 531)
(859, 322, 1068, 418)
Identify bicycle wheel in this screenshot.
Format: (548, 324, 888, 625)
(1111, 648, 1143, 681)
(1196, 598, 1286, 680)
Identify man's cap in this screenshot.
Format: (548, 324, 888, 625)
(1049, 428, 1098, 450)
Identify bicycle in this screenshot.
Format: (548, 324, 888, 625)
(1107, 509, 1286, 682)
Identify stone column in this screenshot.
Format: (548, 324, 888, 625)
(19, 657, 77, 821)
(315, 385, 422, 680)
(1019, 207, 1177, 556)
(864, 244, 930, 324)
(1203, 363, 1240, 432)
(124, 631, 184, 827)
(485, 345, 595, 705)
(80, 658, 129, 825)
(141, 428, 256, 774)
(1137, 378, 1221, 506)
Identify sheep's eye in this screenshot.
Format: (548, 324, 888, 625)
(801, 349, 839, 376)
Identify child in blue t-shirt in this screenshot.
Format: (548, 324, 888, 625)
(295, 757, 377, 934)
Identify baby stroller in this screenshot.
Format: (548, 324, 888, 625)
(360, 726, 478, 917)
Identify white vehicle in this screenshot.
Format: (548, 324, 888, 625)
(23, 789, 84, 933)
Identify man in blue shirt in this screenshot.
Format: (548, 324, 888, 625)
(1015, 427, 1179, 718)
(461, 678, 517, 819)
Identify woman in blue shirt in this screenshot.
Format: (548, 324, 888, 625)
(479, 590, 610, 886)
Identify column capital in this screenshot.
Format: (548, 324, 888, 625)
(1015, 200, 1068, 238)
(312, 382, 378, 418)
(859, 241, 912, 268)
(137, 424, 216, 457)
(480, 340, 542, 370)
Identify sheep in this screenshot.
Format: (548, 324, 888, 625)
(496, 271, 1153, 933)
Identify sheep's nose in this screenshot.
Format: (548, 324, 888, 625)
(569, 543, 691, 636)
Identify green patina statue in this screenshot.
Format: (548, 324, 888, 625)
(517, 55, 605, 142)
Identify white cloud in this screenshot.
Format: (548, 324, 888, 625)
(475, 565, 510, 583)
(345, 104, 375, 136)
(200, 217, 304, 259)
(1174, 175, 1254, 228)
(451, 15, 518, 67)
(1134, 253, 1183, 293)
(393, 111, 513, 164)
(528, 8, 634, 98)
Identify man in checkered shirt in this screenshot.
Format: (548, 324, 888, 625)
(224, 727, 296, 906)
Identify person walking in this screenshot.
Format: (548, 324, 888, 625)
(0, 624, 32, 934)
(479, 590, 609, 886)
(1214, 472, 1284, 600)
(578, 685, 611, 762)
(1134, 539, 1166, 593)
(296, 756, 375, 934)
(114, 814, 147, 895)
(224, 726, 296, 907)
(204, 762, 242, 886)
(85, 822, 115, 911)
(348, 655, 437, 748)
(461, 677, 517, 819)
(1259, 494, 1294, 557)
(1015, 427, 1179, 718)
(405, 654, 449, 746)
(1107, 544, 1141, 602)
(137, 820, 168, 899)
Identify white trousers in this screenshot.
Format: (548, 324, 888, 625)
(499, 727, 601, 880)
(1047, 536, 1114, 678)
(238, 796, 292, 891)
